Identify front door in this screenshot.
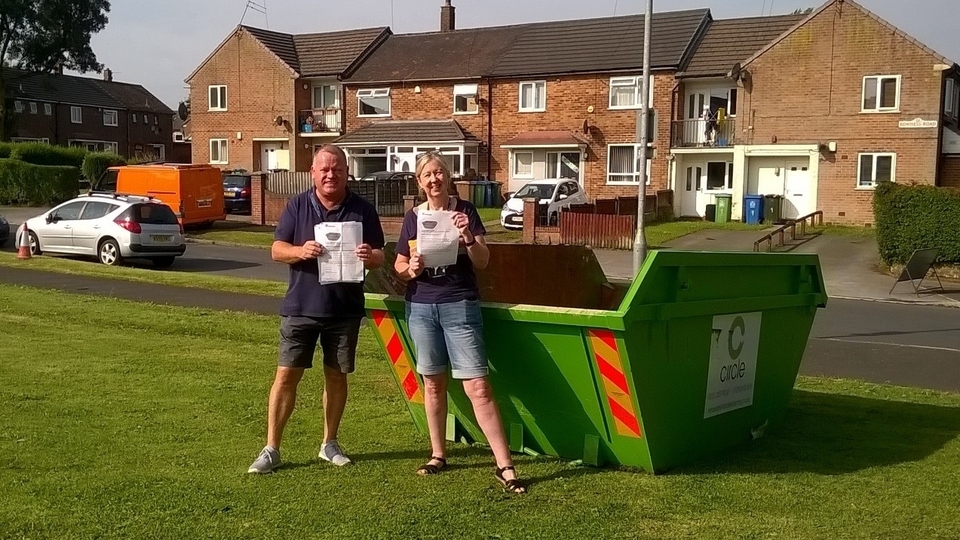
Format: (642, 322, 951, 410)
(783, 161, 811, 219)
(260, 144, 280, 172)
(680, 166, 703, 217)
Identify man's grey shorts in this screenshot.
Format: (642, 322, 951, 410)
(279, 316, 363, 373)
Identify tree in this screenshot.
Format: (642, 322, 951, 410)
(0, 0, 111, 140)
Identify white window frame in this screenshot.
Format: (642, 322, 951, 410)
(154, 115, 159, 125)
(609, 76, 654, 110)
(103, 142, 119, 154)
(357, 88, 391, 117)
(132, 113, 138, 123)
(857, 152, 896, 189)
(28, 102, 37, 114)
(103, 109, 118, 126)
(143, 114, 148, 125)
(453, 83, 479, 115)
(606, 144, 651, 185)
(513, 151, 534, 178)
(71, 106, 82, 124)
(518, 81, 546, 112)
(546, 151, 582, 181)
(208, 85, 227, 111)
(209, 138, 228, 164)
(11, 137, 50, 144)
(14, 100, 23, 113)
(149, 144, 165, 160)
(43, 103, 52, 115)
(862, 75, 900, 113)
(946, 79, 956, 116)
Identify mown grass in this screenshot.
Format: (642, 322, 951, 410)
(186, 221, 277, 248)
(645, 220, 763, 247)
(2, 285, 959, 539)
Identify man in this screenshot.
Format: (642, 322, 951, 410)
(248, 144, 385, 474)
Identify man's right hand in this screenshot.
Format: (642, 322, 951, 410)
(299, 240, 324, 260)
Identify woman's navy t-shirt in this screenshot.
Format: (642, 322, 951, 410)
(396, 198, 486, 304)
(274, 189, 385, 318)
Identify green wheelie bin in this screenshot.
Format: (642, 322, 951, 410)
(364, 245, 827, 473)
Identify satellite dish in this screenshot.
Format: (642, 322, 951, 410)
(177, 101, 189, 121)
(728, 62, 742, 81)
(581, 118, 590, 133)
(274, 115, 284, 126)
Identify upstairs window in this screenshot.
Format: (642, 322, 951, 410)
(71, 106, 82, 124)
(862, 75, 900, 112)
(44, 103, 52, 115)
(14, 100, 23, 113)
(609, 76, 653, 109)
(208, 85, 227, 111)
(453, 84, 479, 114)
(103, 110, 118, 126)
(357, 88, 390, 117)
(29, 102, 37, 114)
(519, 81, 546, 112)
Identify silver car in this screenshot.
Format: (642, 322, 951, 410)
(24, 193, 186, 266)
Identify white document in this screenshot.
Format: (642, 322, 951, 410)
(417, 210, 460, 268)
(315, 221, 364, 284)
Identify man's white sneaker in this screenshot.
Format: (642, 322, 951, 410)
(319, 440, 352, 466)
(247, 446, 281, 474)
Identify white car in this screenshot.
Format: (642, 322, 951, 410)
(499, 179, 588, 230)
(25, 193, 186, 267)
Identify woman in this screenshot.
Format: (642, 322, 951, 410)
(394, 152, 526, 494)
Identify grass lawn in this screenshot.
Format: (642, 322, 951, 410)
(186, 221, 276, 248)
(645, 220, 763, 247)
(2, 285, 959, 538)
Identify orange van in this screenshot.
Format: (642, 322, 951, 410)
(94, 164, 226, 227)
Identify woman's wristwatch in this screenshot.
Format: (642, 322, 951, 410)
(464, 236, 477, 247)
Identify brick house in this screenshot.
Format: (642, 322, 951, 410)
(706, 0, 960, 225)
(185, 25, 389, 173)
(340, 4, 709, 200)
(4, 67, 173, 159)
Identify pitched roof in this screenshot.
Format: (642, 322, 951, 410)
(92, 80, 173, 114)
(240, 25, 390, 77)
(347, 27, 522, 83)
(4, 67, 170, 112)
(743, 0, 956, 69)
(335, 120, 479, 145)
(491, 9, 711, 77)
(347, 9, 710, 83)
(680, 14, 806, 78)
(293, 27, 390, 77)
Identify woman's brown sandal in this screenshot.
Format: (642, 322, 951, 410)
(416, 456, 447, 475)
(495, 466, 527, 494)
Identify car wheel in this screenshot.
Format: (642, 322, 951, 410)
(28, 232, 42, 255)
(98, 239, 123, 266)
(153, 256, 175, 268)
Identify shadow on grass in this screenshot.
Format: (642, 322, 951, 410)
(677, 389, 960, 476)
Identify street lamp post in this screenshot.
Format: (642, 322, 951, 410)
(632, 0, 654, 275)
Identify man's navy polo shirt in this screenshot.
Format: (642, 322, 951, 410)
(275, 189, 385, 318)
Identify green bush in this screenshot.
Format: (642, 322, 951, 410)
(0, 142, 13, 159)
(8, 142, 87, 168)
(0, 159, 80, 205)
(82, 152, 126, 185)
(873, 181, 960, 264)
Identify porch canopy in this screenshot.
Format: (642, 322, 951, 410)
(336, 120, 480, 177)
(501, 130, 588, 150)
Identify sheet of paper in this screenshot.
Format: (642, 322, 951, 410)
(315, 221, 364, 284)
(417, 210, 460, 268)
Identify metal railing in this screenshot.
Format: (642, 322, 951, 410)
(671, 118, 737, 148)
(263, 171, 416, 217)
(753, 210, 825, 252)
(299, 108, 342, 134)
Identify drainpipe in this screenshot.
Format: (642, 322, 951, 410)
(486, 79, 493, 179)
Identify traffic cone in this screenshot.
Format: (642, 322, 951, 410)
(17, 223, 32, 260)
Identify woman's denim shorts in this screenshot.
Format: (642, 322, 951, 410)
(406, 299, 488, 380)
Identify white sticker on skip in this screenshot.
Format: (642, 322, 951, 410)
(704, 312, 762, 419)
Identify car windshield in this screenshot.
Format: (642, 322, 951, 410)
(223, 175, 249, 188)
(514, 184, 555, 200)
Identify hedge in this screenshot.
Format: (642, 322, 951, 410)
(0, 159, 80, 205)
(873, 181, 960, 264)
(2, 142, 87, 168)
(82, 152, 127, 186)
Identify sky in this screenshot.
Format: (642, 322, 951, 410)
(82, 0, 960, 109)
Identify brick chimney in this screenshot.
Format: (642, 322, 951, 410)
(440, 0, 455, 32)
(103, 68, 113, 82)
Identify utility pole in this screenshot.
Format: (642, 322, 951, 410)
(632, 0, 653, 275)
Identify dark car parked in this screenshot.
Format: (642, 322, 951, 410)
(0, 212, 10, 246)
(222, 171, 252, 214)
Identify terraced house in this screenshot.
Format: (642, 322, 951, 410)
(188, 0, 959, 225)
(4, 67, 173, 159)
